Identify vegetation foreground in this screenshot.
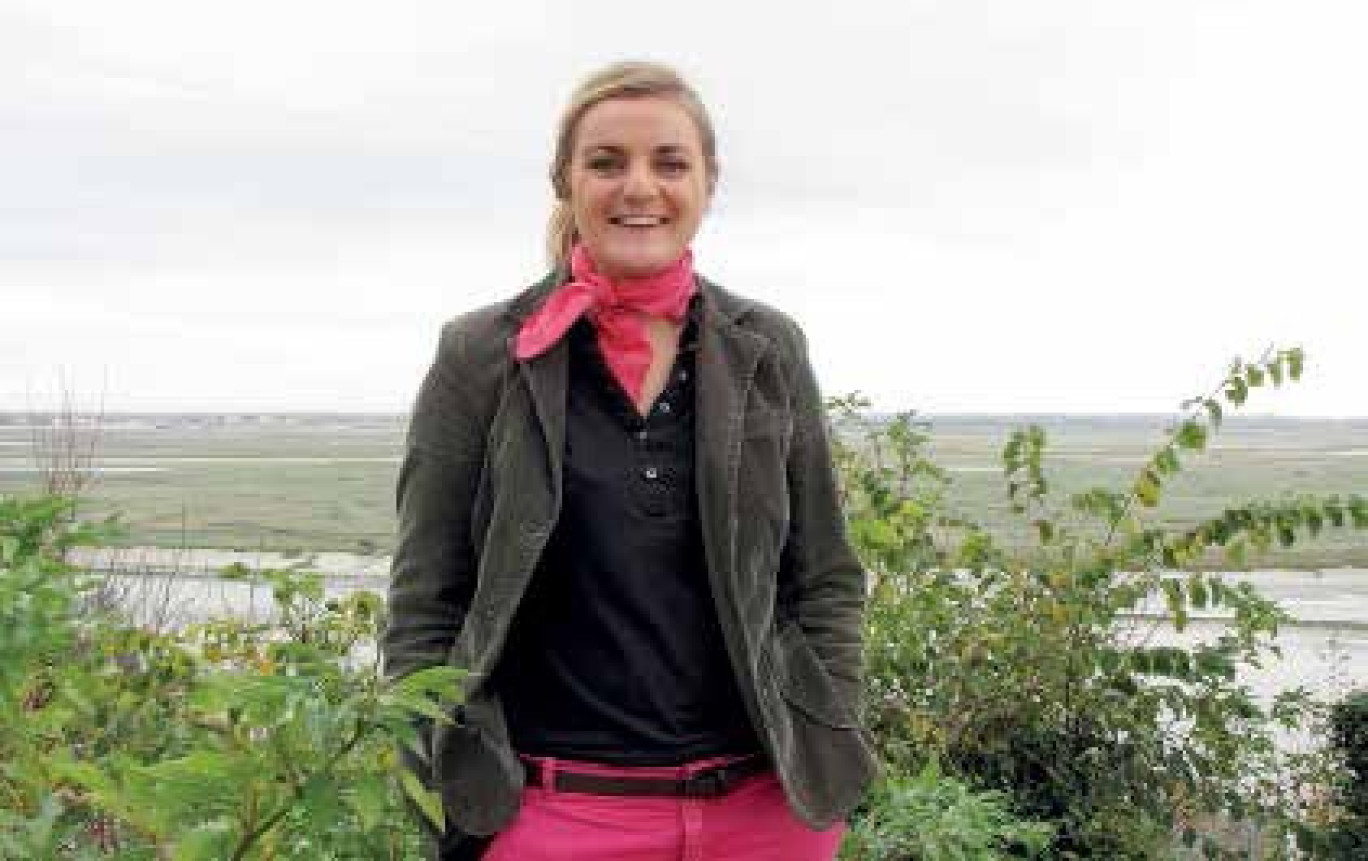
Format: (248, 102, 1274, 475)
(3, 348, 1368, 859)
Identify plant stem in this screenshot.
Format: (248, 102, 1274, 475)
(228, 718, 372, 861)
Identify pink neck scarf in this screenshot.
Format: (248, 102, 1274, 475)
(514, 243, 696, 402)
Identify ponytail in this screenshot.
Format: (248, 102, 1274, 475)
(546, 200, 577, 269)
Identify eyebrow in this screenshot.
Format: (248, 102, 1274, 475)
(580, 143, 693, 156)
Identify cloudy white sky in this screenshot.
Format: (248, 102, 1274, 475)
(3, 1, 1365, 416)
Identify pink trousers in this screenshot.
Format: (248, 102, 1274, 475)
(483, 756, 846, 861)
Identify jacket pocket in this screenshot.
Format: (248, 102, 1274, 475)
(768, 620, 861, 730)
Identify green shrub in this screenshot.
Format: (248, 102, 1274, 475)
(0, 494, 459, 859)
(842, 760, 1052, 860)
(836, 348, 1367, 858)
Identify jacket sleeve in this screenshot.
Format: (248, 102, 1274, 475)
(777, 322, 868, 695)
(381, 316, 492, 683)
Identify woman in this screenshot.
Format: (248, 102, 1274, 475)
(382, 60, 876, 861)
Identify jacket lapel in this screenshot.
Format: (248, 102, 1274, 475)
(695, 282, 769, 590)
(506, 269, 570, 508)
(518, 340, 567, 498)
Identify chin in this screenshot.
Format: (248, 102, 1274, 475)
(600, 248, 682, 279)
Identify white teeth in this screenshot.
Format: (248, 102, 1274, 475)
(613, 216, 665, 227)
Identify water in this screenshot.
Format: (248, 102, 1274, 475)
(75, 548, 1368, 729)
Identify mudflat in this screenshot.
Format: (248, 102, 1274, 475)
(3, 412, 1365, 566)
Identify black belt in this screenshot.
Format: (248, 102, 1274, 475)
(521, 755, 767, 799)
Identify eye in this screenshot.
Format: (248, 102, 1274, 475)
(656, 159, 689, 176)
(586, 154, 622, 174)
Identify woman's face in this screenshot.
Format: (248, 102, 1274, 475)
(566, 95, 711, 280)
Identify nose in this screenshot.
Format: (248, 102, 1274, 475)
(621, 159, 657, 203)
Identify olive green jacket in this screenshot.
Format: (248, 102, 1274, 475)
(381, 270, 877, 837)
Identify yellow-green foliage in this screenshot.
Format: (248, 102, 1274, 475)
(0, 496, 460, 859)
(840, 348, 1367, 859)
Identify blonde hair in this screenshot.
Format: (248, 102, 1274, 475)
(546, 60, 719, 267)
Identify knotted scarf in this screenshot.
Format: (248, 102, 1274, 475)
(514, 243, 696, 403)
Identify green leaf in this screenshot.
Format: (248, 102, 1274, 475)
(1348, 495, 1367, 528)
(1325, 499, 1345, 528)
(1134, 471, 1161, 508)
(399, 768, 445, 832)
(1151, 649, 1173, 675)
(391, 665, 466, 704)
(1129, 650, 1152, 675)
(1188, 577, 1209, 610)
(1154, 447, 1181, 476)
(347, 774, 391, 832)
(1276, 523, 1295, 547)
(1161, 578, 1184, 616)
(1194, 648, 1236, 680)
(1287, 347, 1304, 380)
(1224, 377, 1248, 406)
(1175, 421, 1207, 452)
(1304, 506, 1324, 537)
(389, 693, 454, 725)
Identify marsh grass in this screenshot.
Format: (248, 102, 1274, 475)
(2, 414, 1363, 565)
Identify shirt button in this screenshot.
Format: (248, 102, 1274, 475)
(678, 370, 689, 382)
(658, 401, 672, 414)
(643, 467, 659, 480)
(637, 429, 649, 442)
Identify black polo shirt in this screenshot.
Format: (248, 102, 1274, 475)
(494, 304, 760, 765)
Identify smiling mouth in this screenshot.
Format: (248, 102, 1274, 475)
(610, 215, 668, 228)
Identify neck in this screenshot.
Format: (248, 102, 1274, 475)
(572, 245, 693, 287)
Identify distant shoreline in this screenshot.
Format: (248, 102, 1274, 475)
(70, 545, 1367, 580)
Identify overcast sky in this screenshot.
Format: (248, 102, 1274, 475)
(3, 0, 1365, 416)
